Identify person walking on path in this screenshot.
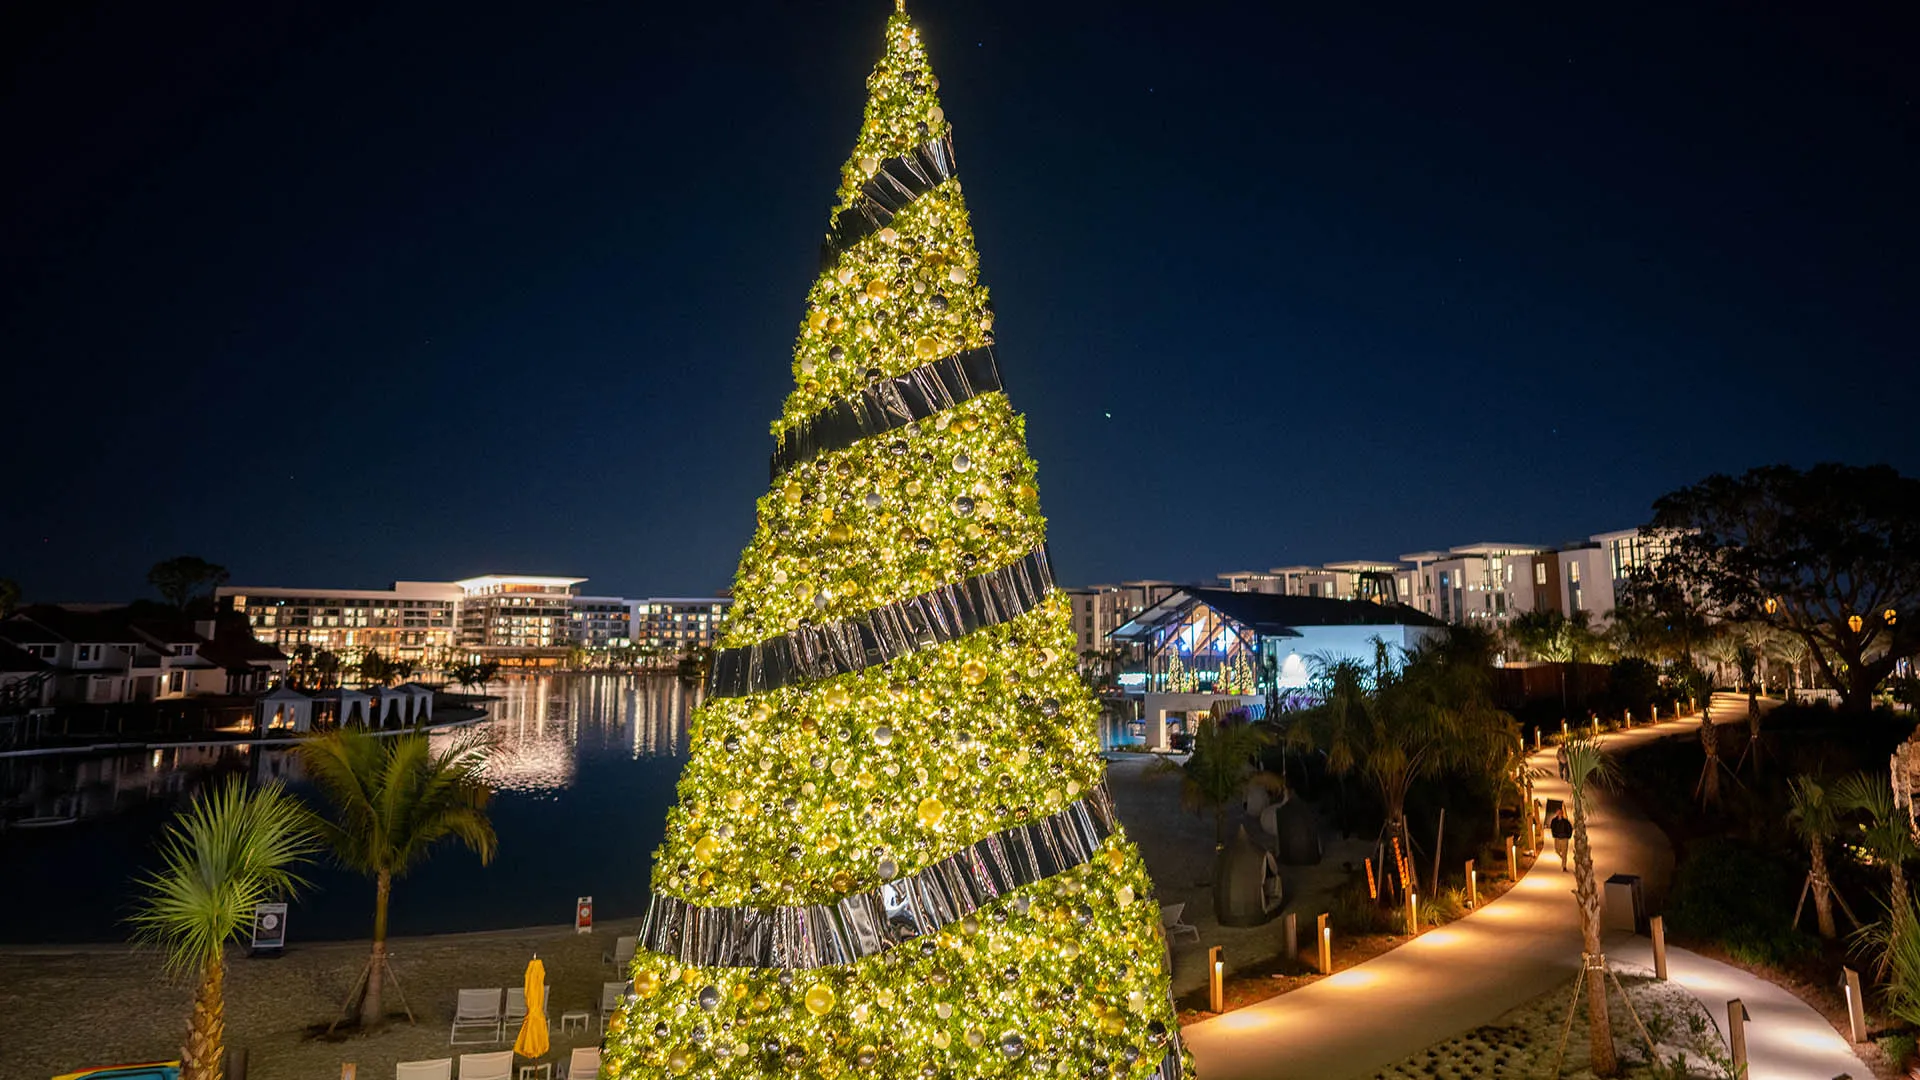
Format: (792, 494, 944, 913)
(1556, 743, 1570, 780)
(1550, 804, 1574, 870)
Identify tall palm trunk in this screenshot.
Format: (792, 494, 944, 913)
(1809, 840, 1837, 940)
(182, 953, 226, 1080)
(361, 869, 391, 1027)
(1894, 864, 1911, 926)
(1571, 789, 1617, 1076)
(1698, 718, 1720, 807)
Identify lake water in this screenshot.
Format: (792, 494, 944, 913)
(0, 674, 696, 944)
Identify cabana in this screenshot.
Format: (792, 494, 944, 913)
(254, 684, 313, 735)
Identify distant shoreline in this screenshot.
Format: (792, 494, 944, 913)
(0, 708, 489, 760)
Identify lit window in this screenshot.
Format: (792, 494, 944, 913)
(1534, 563, 1547, 586)
(1568, 562, 1581, 583)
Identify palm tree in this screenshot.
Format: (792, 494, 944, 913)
(1787, 775, 1841, 940)
(1288, 635, 1506, 876)
(299, 728, 497, 1029)
(129, 779, 315, 1080)
(1564, 737, 1621, 1077)
(1835, 771, 1917, 924)
(1161, 712, 1284, 846)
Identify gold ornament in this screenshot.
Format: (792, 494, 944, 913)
(633, 970, 660, 996)
(917, 796, 946, 828)
(805, 983, 837, 1016)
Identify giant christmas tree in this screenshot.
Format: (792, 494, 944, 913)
(601, 7, 1186, 1078)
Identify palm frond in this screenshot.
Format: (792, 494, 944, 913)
(127, 778, 316, 975)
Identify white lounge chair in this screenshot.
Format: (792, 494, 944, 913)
(1160, 902, 1200, 943)
(561, 1046, 601, 1079)
(449, 987, 503, 1045)
(457, 1051, 513, 1080)
(395, 1060, 452, 1080)
(597, 980, 627, 1033)
(603, 934, 637, 968)
(504, 984, 547, 1027)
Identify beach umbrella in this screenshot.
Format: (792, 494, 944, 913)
(513, 955, 549, 1059)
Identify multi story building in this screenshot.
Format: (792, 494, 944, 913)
(453, 575, 585, 656)
(632, 598, 730, 655)
(1399, 543, 1552, 625)
(222, 582, 462, 661)
(221, 576, 731, 664)
(570, 596, 636, 650)
(0, 607, 286, 705)
(1064, 581, 1184, 656)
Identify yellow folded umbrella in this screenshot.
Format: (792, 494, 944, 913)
(514, 955, 550, 1059)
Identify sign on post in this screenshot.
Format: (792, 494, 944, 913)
(250, 902, 288, 955)
(575, 896, 594, 934)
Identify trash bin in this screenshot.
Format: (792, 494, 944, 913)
(1603, 873, 1646, 934)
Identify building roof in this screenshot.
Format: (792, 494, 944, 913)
(1322, 560, 1407, 572)
(1111, 587, 1445, 642)
(0, 640, 50, 674)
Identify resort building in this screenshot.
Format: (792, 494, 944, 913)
(220, 577, 731, 665)
(1107, 588, 1446, 750)
(453, 575, 586, 658)
(220, 581, 462, 661)
(632, 598, 730, 655)
(1064, 581, 1183, 656)
(0, 607, 287, 706)
(570, 596, 637, 650)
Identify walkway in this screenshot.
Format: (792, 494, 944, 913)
(1181, 695, 1872, 1080)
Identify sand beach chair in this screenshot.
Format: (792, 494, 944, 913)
(597, 980, 627, 1033)
(602, 934, 637, 969)
(457, 1051, 513, 1080)
(561, 1046, 602, 1079)
(1160, 902, 1200, 943)
(449, 987, 503, 1045)
(395, 1059, 452, 1080)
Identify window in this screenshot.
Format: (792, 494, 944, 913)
(1568, 562, 1581, 583)
(77, 644, 100, 662)
(1534, 563, 1547, 586)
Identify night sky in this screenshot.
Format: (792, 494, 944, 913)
(4, 2, 1915, 603)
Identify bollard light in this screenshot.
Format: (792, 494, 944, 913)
(1650, 915, 1668, 980)
(1651, 703, 1659, 723)
(1533, 726, 1541, 750)
(1727, 999, 1750, 1076)
(1405, 890, 1420, 936)
(1283, 911, 1298, 961)
(1507, 836, 1518, 880)
(1466, 859, 1478, 908)
(1208, 945, 1225, 1012)
(1317, 913, 1332, 974)
(1844, 967, 1867, 1043)
(1561, 717, 1569, 739)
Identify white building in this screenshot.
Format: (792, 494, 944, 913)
(632, 598, 730, 656)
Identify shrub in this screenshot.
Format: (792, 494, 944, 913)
(1420, 887, 1466, 926)
(1665, 839, 1813, 968)
(1877, 1033, 1916, 1072)
(1328, 876, 1394, 934)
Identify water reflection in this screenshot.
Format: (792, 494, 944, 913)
(0, 674, 695, 942)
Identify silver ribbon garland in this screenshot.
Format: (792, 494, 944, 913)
(640, 784, 1118, 969)
(769, 347, 1003, 481)
(707, 546, 1055, 699)
(1153, 1036, 1187, 1080)
(819, 135, 958, 270)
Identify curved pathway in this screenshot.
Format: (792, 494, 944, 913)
(1181, 695, 1871, 1080)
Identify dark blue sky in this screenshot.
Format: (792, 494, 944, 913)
(3, 2, 1915, 602)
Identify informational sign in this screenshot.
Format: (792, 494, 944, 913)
(340, 1065, 357, 1080)
(250, 903, 288, 954)
(575, 896, 593, 934)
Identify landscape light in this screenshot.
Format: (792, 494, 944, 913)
(1317, 913, 1332, 975)
(1208, 945, 1224, 1013)
(1849, 614, 1865, 633)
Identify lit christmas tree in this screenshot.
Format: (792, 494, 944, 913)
(600, 6, 1186, 1079)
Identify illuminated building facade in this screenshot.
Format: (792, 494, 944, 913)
(221, 582, 462, 661)
(631, 598, 729, 655)
(570, 596, 636, 649)
(454, 575, 585, 656)
(1108, 588, 1446, 749)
